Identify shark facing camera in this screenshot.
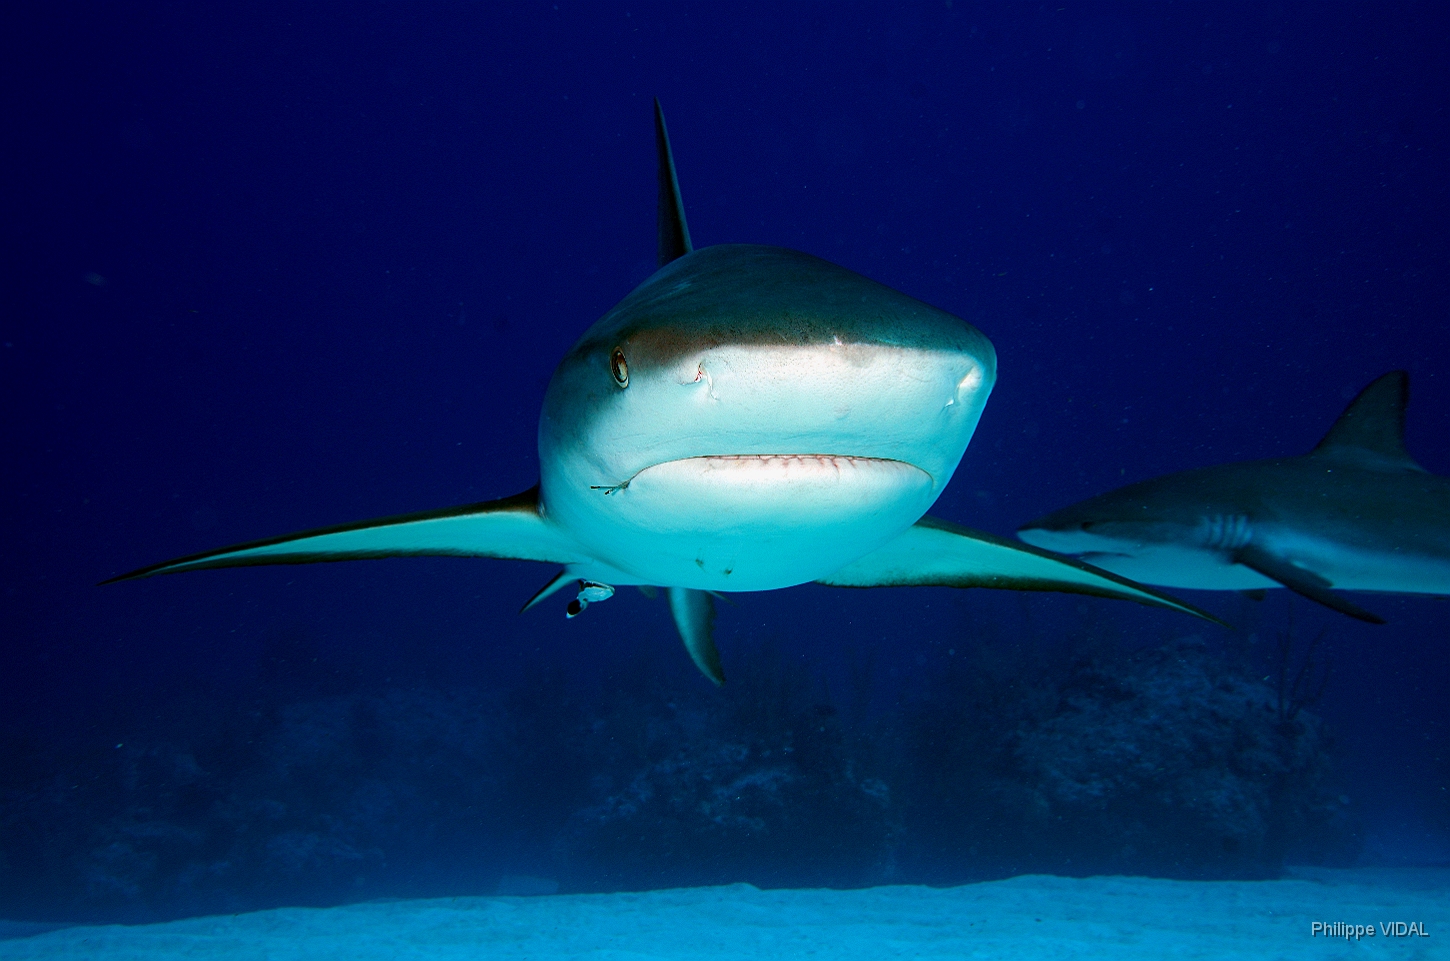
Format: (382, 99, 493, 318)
(537, 242, 996, 594)
(105, 100, 1218, 685)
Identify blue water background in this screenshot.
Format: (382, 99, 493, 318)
(2, 1, 1447, 923)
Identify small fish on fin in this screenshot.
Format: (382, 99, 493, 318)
(566, 580, 616, 618)
(1234, 544, 1385, 624)
(1240, 589, 1268, 602)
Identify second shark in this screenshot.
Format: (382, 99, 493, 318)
(1020, 371, 1450, 623)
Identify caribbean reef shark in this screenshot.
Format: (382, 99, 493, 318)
(107, 101, 1215, 683)
(1019, 371, 1450, 624)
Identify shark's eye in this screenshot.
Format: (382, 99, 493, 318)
(610, 348, 629, 388)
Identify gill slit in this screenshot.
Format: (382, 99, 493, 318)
(1205, 513, 1253, 551)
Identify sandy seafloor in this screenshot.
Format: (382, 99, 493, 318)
(0, 868, 1444, 960)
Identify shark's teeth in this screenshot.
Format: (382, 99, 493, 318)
(698, 454, 900, 468)
(591, 455, 911, 496)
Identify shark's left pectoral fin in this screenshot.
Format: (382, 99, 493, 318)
(1234, 544, 1385, 624)
(102, 486, 583, 583)
(668, 587, 722, 685)
(817, 515, 1226, 624)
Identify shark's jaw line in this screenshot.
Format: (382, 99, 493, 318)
(677, 453, 913, 467)
(592, 454, 927, 494)
(561, 447, 940, 592)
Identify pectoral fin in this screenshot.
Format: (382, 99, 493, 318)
(817, 515, 1226, 625)
(520, 568, 575, 613)
(668, 587, 722, 685)
(1234, 543, 1385, 624)
(102, 486, 582, 583)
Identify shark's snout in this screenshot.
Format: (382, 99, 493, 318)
(1017, 510, 1130, 554)
(1016, 521, 1076, 553)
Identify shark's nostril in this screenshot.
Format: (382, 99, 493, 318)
(956, 364, 984, 397)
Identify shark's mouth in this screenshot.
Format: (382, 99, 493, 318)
(595, 454, 932, 498)
(694, 453, 914, 471)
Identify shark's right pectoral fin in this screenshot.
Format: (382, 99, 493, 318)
(102, 486, 583, 583)
(1234, 544, 1385, 624)
(817, 515, 1226, 625)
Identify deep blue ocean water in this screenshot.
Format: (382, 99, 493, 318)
(2, 1, 1447, 927)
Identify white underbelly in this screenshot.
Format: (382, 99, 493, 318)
(1085, 536, 1450, 597)
(1262, 530, 1450, 595)
(1080, 547, 1279, 591)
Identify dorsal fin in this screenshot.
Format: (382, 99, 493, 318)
(1310, 370, 1424, 471)
(653, 98, 693, 267)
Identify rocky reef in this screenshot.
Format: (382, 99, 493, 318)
(892, 636, 1354, 881)
(555, 643, 900, 890)
(0, 630, 1356, 922)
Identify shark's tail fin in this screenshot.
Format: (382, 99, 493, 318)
(654, 98, 693, 266)
(1310, 370, 1425, 472)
